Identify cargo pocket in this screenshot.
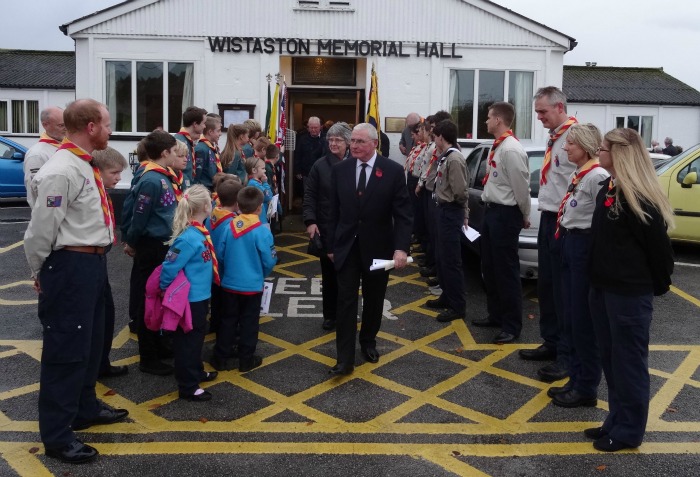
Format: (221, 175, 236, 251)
(41, 323, 86, 364)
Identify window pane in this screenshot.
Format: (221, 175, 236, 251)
(627, 115, 639, 132)
(476, 71, 504, 139)
(27, 100, 39, 134)
(616, 117, 625, 128)
(449, 70, 475, 139)
(106, 61, 132, 132)
(508, 71, 533, 139)
(168, 63, 193, 132)
(0, 101, 7, 131)
(12, 100, 24, 133)
(640, 116, 653, 147)
(136, 62, 164, 132)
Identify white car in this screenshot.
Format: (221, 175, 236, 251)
(464, 142, 544, 279)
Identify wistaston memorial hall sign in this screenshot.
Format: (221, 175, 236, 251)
(207, 37, 463, 58)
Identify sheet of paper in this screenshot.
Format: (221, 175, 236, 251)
(267, 194, 279, 220)
(462, 225, 481, 242)
(369, 256, 414, 271)
(260, 281, 273, 314)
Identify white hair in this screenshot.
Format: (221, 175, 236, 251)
(353, 123, 378, 140)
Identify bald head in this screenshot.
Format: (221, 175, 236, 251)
(41, 106, 66, 141)
(406, 112, 420, 128)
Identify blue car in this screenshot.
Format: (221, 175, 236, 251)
(0, 136, 27, 199)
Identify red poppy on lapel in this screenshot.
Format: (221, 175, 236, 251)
(375, 168, 383, 178)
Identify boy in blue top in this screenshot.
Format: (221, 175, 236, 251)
(123, 130, 181, 376)
(174, 106, 207, 189)
(211, 187, 277, 372)
(194, 115, 222, 191)
(245, 156, 273, 225)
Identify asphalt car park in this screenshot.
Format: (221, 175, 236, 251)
(1, 203, 700, 476)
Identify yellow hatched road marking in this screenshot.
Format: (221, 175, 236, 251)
(670, 285, 700, 308)
(0, 240, 23, 254)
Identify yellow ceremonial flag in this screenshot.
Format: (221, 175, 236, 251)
(267, 82, 280, 143)
(365, 64, 381, 153)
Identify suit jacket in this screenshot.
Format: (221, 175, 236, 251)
(327, 155, 413, 271)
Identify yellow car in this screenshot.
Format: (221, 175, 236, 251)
(656, 144, 700, 243)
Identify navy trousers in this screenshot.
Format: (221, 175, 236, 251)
(216, 291, 263, 363)
(560, 233, 601, 397)
(589, 288, 653, 447)
(173, 299, 209, 395)
(435, 203, 466, 313)
(420, 188, 437, 268)
(99, 277, 116, 374)
(480, 204, 523, 336)
(537, 211, 570, 368)
(38, 250, 107, 449)
(335, 240, 389, 368)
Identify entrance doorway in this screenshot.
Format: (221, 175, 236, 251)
(286, 88, 365, 211)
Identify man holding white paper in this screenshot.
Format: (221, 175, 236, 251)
(474, 102, 530, 344)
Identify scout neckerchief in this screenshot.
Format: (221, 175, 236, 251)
(58, 139, 114, 242)
(39, 132, 61, 147)
(200, 136, 223, 173)
(406, 142, 427, 173)
(540, 117, 578, 186)
(435, 147, 460, 188)
(554, 159, 600, 238)
(177, 128, 196, 178)
(230, 213, 261, 238)
(210, 207, 236, 230)
(265, 160, 278, 193)
(482, 130, 515, 186)
(190, 221, 220, 286)
(604, 178, 616, 208)
(143, 161, 183, 202)
(423, 144, 439, 179)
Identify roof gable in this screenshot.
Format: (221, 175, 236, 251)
(62, 0, 574, 51)
(563, 66, 700, 107)
(0, 50, 75, 89)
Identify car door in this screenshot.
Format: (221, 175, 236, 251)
(668, 153, 700, 242)
(0, 140, 25, 198)
(465, 145, 491, 251)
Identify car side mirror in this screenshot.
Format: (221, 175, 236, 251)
(681, 171, 697, 189)
(12, 151, 24, 161)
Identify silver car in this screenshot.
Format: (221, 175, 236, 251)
(463, 142, 544, 279)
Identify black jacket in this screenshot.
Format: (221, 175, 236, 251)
(589, 177, 674, 296)
(302, 152, 345, 250)
(294, 133, 326, 177)
(327, 155, 413, 271)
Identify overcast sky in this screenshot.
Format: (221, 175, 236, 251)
(3, 0, 699, 91)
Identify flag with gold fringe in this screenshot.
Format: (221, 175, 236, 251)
(276, 80, 287, 150)
(366, 64, 381, 153)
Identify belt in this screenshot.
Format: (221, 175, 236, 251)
(560, 227, 591, 235)
(484, 202, 516, 209)
(541, 210, 558, 218)
(62, 245, 108, 255)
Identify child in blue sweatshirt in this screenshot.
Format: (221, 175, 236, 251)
(245, 156, 273, 224)
(211, 186, 277, 372)
(160, 185, 219, 401)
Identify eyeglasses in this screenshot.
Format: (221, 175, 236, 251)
(327, 138, 346, 144)
(350, 138, 372, 144)
(596, 147, 610, 153)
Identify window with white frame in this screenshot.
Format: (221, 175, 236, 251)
(615, 115, 653, 147)
(0, 100, 39, 134)
(106, 61, 194, 133)
(449, 70, 534, 140)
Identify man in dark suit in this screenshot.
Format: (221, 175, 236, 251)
(326, 123, 413, 376)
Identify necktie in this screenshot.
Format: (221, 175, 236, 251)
(357, 163, 367, 197)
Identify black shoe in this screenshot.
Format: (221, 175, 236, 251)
(128, 320, 137, 333)
(552, 390, 597, 408)
(329, 364, 354, 376)
(138, 360, 173, 376)
(436, 309, 464, 323)
(45, 439, 98, 464)
(322, 319, 336, 331)
(584, 427, 608, 440)
(493, 331, 517, 344)
(210, 355, 237, 371)
(179, 389, 212, 402)
(419, 267, 437, 277)
(537, 363, 569, 382)
(201, 371, 218, 382)
(239, 355, 263, 372)
(426, 298, 448, 309)
(361, 347, 379, 363)
(426, 277, 440, 287)
(73, 406, 129, 430)
(98, 365, 128, 378)
(519, 345, 557, 361)
(593, 436, 636, 452)
(546, 385, 571, 398)
(471, 318, 500, 328)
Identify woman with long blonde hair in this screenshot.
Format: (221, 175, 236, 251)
(585, 128, 674, 452)
(220, 124, 249, 183)
(160, 185, 219, 402)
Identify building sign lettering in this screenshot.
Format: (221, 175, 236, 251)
(207, 37, 463, 58)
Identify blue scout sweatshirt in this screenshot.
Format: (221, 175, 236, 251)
(247, 178, 273, 224)
(125, 168, 177, 246)
(160, 226, 213, 302)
